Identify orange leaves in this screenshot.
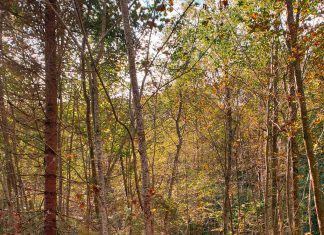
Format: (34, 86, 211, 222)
(251, 12, 258, 20)
(75, 193, 86, 209)
(156, 4, 166, 12)
(65, 153, 78, 160)
(156, 1, 174, 15)
(149, 187, 155, 196)
(314, 114, 324, 125)
(79, 202, 86, 209)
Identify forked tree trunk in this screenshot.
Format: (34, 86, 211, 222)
(120, 0, 153, 233)
(44, 0, 58, 234)
(286, 1, 324, 233)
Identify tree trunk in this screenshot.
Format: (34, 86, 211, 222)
(44, 0, 58, 234)
(120, 0, 153, 233)
(271, 40, 279, 235)
(90, 69, 109, 234)
(66, 92, 75, 219)
(264, 80, 271, 235)
(223, 84, 233, 235)
(285, 28, 300, 235)
(81, 40, 100, 217)
(286, 1, 324, 233)
(164, 92, 183, 232)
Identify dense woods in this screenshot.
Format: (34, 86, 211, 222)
(0, 0, 323, 234)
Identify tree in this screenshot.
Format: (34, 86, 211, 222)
(120, 0, 153, 233)
(44, 0, 58, 234)
(286, 1, 324, 233)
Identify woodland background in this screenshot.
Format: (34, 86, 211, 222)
(0, 0, 323, 234)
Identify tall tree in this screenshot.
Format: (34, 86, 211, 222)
(44, 0, 58, 234)
(286, 1, 324, 233)
(284, 1, 300, 233)
(120, 0, 153, 233)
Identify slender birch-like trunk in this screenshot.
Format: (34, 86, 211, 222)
(120, 0, 153, 233)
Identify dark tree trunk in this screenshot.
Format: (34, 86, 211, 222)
(44, 0, 58, 234)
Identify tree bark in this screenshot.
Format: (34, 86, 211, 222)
(44, 0, 58, 234)
(120, 0, 153, 233)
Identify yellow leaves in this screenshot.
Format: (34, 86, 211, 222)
(203, 163, 209, 170)
(291, 47, 298, 53)
(168, 0, 174, 6)
(287, 56, 296, 63)
(151, 208, 157, 213)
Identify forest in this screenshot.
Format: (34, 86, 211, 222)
(0, 0, 323, 234)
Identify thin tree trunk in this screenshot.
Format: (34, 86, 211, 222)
(90, 70, 109, 234)
(44, 0, 58, 234)
(57, 72, 64, 218)
(308, 179, 313, 234)
(223, 84, 233, 235)
(66, 92, 75, 219)
(286, 1, 324, 233)
(285, 35, 299, 235)
(81, 41, 100, 217)
(295, 56, 324, 234)
(74, 0, 110, 232)
(271, 40, 279, 235)
(284, 2, 300, 233)
(120, 0, 153, 233)
(164, 92, 183, 233)
(264, 81, 271, 235)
